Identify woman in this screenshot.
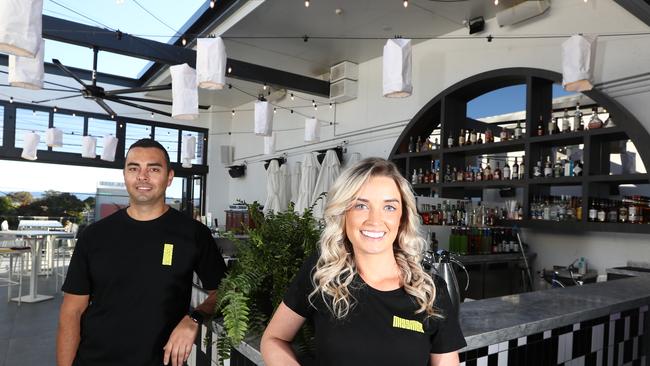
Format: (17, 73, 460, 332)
(261, 157, 466, 365)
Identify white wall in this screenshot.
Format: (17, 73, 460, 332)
(205, 0, 650, 274)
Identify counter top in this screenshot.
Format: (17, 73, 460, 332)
(457, 252, 536, 265)
(460, 276, 650, 350)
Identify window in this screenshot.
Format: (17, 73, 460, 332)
(154, 127, 179, 163)
(88, 118, 117, 158)
(15, 108, 49, 151)
(182, 130, 205, 165)
(124, 123, 152, 156)
(53, 113, 84, 153)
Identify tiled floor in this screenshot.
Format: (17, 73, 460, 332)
(0, 266, 63, 366)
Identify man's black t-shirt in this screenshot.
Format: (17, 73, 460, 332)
(62, 208, 227, 366)
(283, 254, 466, 366)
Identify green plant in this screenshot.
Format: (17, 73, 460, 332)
(214, 201, 322, 364)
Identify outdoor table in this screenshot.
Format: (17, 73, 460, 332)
(0, 230, 75, 303)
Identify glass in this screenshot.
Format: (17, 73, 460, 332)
(182, 130, 205, 165)
(124, 123, 152, 156)
(15, 108, 49, 151)
(154, 127, 179, 163)
(53, 113, 84, 153)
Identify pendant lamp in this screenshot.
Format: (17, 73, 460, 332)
(382, 38, 412, 98)
(181, 135, 197, 168)
(197, 37, 227, 90)
(562, 34, 597, 92)
(170, 63, 199, 120)
(0, 0, 43, 57)
(264, 132, 276, 155)
(21, 131, 40, 160)
(8, 39, 44, 90)
(81, 136, 97, 158)
(45, 127, 63, 147)
(304, 117, 320, 142)
(101, 134, 118, 162)
(254, 100, 273, 136)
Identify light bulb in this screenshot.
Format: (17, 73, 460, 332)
(72, 113, 76, 117)
(9, 97, 13, 103)
(53, 106, 57, 112)
(32, 110, 36, 116)
(231, 110, 235, 116)
(263, 83, 267, 90)
(314, 105, 318, 111)
(403, 0, 408, 8)
(227, 66, 232, 73)
(494, 0, 498, 5)
(273, 108, 277, 114)
(304, 0, 310, 7)
(210, 0, 215, 8)
(290, 93, 294, 101)
(151, 112, 155, 119)
(182, 38, 187, 46)
(329, 103, 333, 109)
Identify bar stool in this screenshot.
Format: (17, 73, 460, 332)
(54, 237, 76, 292)
(0, 248, 29, 306)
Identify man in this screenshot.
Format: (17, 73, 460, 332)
(57, 139, 226, 366)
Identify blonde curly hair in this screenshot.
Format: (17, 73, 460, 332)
(308, 157, 438, 319)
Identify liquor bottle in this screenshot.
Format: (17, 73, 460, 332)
(411, 169, 418, 185)
(430, 232, 439, 252)
(533, 160, 542, 178)
(408, 136, 415, 153)
(563, 159, 573, 177)
(435, 166, 441, 184)
(447, 134, 454, 148)
(476, 165, 483, 181)
(423, 169, 429, 183)
(553, 158, 563, 178)
(562, 109, 571, 133)
(485, 128, 494, 143)
(470, 129, 478, 145)
(465, 166, 474, 182)
(503, 160, 511, 180)
(588, 199, 597, 222)
(493, 162, 502, 180)
(514, 120, 523, 139)
(484, 159, 493, 180)
(477, 132, 483, 144)
(418, 168, 424, 184)
(607, 200, 618, 223)
(537, 116, 544, 136)
(603, 109, 615, 128)
(548, 116, 557, 135)
(415, 136, 422, 152)
(444, 165, 452, 183)
(512, 157, 519, 180)
(544, 156, 553, 178)
(587, 107, 604, 129)
(619, 201, 628, 223)
(519, 158, 525, 180)
(597, 200, 606, 222)
(573, 160, 583, 176)
(458, 129, 466, 146)
(433, 138, 439, 150)
(574, 104, 584, 131)
(423, 137, 432, 152)
(500, 128, 508, 141)
(456, 167, 464, 182)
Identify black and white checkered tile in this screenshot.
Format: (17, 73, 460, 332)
(460, 305, 648, 366)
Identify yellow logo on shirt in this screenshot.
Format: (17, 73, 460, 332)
(162, 243, 174, 266)
(392, 315, 424, 333)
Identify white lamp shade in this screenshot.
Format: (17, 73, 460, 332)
(45, 127, 63, 147)
(254, 101, 273, 136)
(562, 34, 597, 92)
(170, 63, 199, 120)
(182, 135, 197, 168)
(9, 39, 44, 90)
(264, 132, 276, 155)
(304, 117, 320, 142)
(0, 0, 43, 57)
(101, 134, 118, 162)
(197, 37, 227, 90)
(81, 136, 97, 158)
(382, 38, 412, 98)
(21, 131, 40, 160)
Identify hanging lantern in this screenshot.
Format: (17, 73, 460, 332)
(101, 134, 118, 162)
(170, 63, 199, 120)
(264, 132, 276, 155)
(304, 117, 320, 142)
(562, 34, 597, 92)
(382, 38, 412, 98)
(81, 136, 97, 158)
(21, 131, 40, 160)
(45, 127, 63, 147)
(0, 0, 43, 57)
(254, 100, 273, 136)
(197, 37, 227, 90)
(8, 39, 44, 90)
(181, 134, 196, 168)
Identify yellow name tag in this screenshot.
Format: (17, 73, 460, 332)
(392, 315, 424, 333)
(162, 244, 174, 266)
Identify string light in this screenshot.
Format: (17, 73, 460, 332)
(53, 106, 57, 112)
(290, 93, 295, 101)
(273, 107, 277, 114)
(227, 66, 232, 73)
(32, 110, 36, 116)
(182, 37, 187, 46)
(111, 114, 115, 119)
(494, 0, 498, 5)
(231, 110, 235, 116)
(304, 0, 310, 8)
(151, 112, 155, 119)
(403, 0, 408, 8)
(9, 97, 13, 104)
(72, 112, 76, 117)
(314, 105, 318, 111)
(263, 83, 267, 90)
(209, 0, 215, 8)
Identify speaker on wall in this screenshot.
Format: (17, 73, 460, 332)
(220, 145, 233, 165)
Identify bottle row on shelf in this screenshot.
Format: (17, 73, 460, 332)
(530, 195, 583, 222)
(446, 123, 524, 149)
(408, 135, 440, 153)
(441, 158, 525, 183)
(535, 104, 614, 137)
(532, 156, 583, 178)
(587, 196, 650, 224)
(418, 199, 522, 227)
(448, 226, 521, 255)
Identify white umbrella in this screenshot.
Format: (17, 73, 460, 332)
(311, 150, 341, 218)
(278, 163, 291, 211)
(291, 161, 302, 206)
(263, 159, 282, 213)
(344, 152, 361, 169)
(295, 153, 320, 214)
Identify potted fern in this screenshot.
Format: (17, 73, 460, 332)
(214, 201, 322, 364)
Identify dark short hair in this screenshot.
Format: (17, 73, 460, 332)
(126, 138, 172, 171)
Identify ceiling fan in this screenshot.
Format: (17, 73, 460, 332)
(32, 47, 180, 118)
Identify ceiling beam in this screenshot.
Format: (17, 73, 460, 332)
(614, 0, 650, 27)
(42, 15, 330, 97)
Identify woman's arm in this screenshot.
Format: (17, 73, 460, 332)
(430, 351, 460, 366)
(261, 302, 307, 366)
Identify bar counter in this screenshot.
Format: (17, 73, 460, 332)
(191, 276, 650, 365)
